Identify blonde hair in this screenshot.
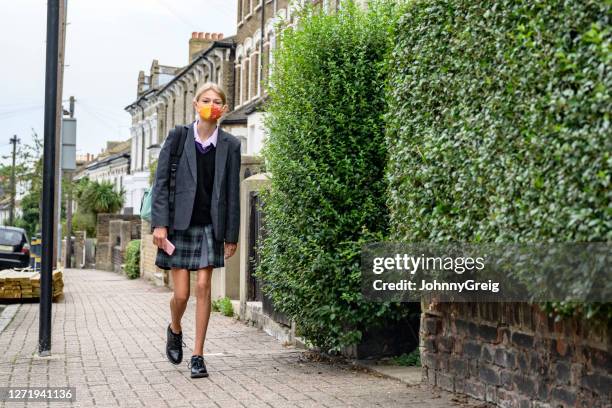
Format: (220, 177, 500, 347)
(193, 82, 227, 105)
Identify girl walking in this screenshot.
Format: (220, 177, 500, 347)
(150, 82, 241, 378)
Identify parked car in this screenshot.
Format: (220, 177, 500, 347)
(0, 226, 30, 270)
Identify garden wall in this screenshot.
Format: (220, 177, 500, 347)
(421, 302, 611, 407)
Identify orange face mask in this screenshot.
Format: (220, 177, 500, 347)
(198, 103, 223, 121)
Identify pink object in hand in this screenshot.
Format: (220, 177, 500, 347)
(163, 239, 175, 256)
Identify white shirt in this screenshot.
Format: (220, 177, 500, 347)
(193, 120, 218, 150)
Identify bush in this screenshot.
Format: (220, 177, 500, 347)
(257, 0, 412, 353)
(386, 0, 611, 319)
(124, 240, 141, 279)
(72, 212, 97, 238)
(76, 178, 124, 215)
(212, 296, 234, 317)
(16, 192, 40, 238)
(149, 159, 158, 185)
(391, 349, 421, 367)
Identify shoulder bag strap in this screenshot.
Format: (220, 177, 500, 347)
(167, 125, 188, 236)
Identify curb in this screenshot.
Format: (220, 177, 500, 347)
(351, 360, 423, 386)
(0, 304, 21, 335)
(299, 349, 423, 386)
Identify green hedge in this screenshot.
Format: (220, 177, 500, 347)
(258, 1, 410, 352)
(386, 0, 611, 318)
(124, 240, 140, 279)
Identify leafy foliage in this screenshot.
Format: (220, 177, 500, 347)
(13, 193, 40, 238)
(257, 0, 413, 353)
(149, 159, 158, 186)
(0, 131, 43, 234)
(211, 296, 234, 317)
(75, 177, 124, 216)
(391, 349, 421, 367)
(71, 211, 97, 238)
(0, 129, 44, 196)
(386, 0, 611, 320)
(124, 240, 141, 279)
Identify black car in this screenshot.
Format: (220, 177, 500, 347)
(0, 226, 30, 270)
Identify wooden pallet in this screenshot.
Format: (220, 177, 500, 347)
(0, 269, 64, 300)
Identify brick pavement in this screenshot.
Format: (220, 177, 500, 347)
(0, 268, 484, 408)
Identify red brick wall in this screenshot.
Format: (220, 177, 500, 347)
(140, 220, 164, 284)
(95, 214, 141, 271)
(421, 302, 611, 407)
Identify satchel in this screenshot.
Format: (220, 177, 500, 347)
(139, 188, 152, 222)
(142, 125, 188, 232)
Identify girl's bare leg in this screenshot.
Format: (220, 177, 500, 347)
(170, 268, 190, 333)
(193, 266, 213, 355)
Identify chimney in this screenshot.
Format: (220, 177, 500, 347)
(188, 32, 223, 62)
(150, 59, 160, 88)
(136, 70, 146, 97)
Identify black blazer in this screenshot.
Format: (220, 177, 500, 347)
(151, 123, 241, 243)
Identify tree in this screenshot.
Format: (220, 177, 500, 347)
(13, 193, 39, 238)
(75, 177, 124, 216)
(1, 130, 44, 234)
(0, 129, 44, 196)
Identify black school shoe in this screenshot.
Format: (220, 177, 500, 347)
(166, 324, 186, 365)
(188, 355, 209, 378)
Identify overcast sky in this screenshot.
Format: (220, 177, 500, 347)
(0, 0, 237, 166)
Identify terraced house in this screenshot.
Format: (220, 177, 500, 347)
(123, 0, 314, 215)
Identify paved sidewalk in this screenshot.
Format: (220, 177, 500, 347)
(0, 268, 483, 408)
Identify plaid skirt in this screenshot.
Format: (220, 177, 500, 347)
(155, 224, 225, 271)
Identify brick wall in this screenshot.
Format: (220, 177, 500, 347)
(234, 0, 290, 107)
(96, 214, 141, 271)
(140, 219, 165, 285)
(112, 246, 124, 274)
(421, 302, 611, 407)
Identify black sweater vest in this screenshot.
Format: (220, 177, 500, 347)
(189, 143, 216, 226)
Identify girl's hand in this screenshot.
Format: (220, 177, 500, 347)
(153, 227, 168, 248)
(224, 242, 237, 259)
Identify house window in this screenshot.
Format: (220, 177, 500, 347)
(268, 32, 276, 79)
(141, 127, 145, 170)
(254, 50, 261, 97)
(243, 0, 250, 19)
(192, 83, 197, 121)
(183, 89, 188, 124)
(235, 64, 242, 106)
(171, 98, 176, 128)
(248, 125, 255, 155)
(239, 136, 247, 154)
(245, 58, 251, 102)
(238, 58, 245, 105)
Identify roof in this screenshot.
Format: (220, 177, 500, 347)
(157, 37, 235, 95)
(86, 151, 130, 172)
(125, 37, 235, 112)
(221, 97, 266, 125)
(106, 140, 131, 155)
(94, 139, 131, 162)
